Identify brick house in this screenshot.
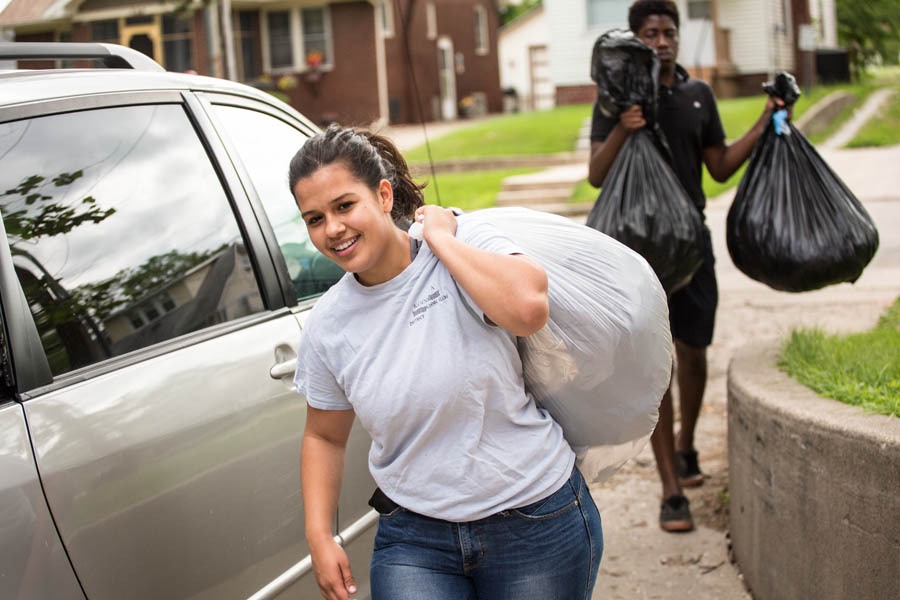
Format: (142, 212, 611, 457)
(0, 0, 503, 126)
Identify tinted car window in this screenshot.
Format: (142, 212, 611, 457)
(0, 104, 264, 377)
(210, 104, 343, 300)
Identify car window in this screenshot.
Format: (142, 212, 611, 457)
(0, 104, 265, 377)
(210, 104, 343, 301)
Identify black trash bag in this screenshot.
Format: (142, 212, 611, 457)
(726, 72, 879, 292)
(587, 29, 704, 295)
(591, 29, 659, 122)
(586, 129, 705, 294)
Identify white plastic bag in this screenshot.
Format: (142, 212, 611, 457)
(464, 207, 672, 483)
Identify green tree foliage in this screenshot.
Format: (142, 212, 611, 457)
(837, 0, 900, 79)
(500, 0, 541, 26)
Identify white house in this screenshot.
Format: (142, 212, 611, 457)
(542, 0, 839, 104)
(498, 3, 554, 110)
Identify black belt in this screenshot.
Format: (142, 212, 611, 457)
(368, 487, 400, 515)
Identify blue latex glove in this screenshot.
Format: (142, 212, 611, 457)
(772, 109, 789, 136)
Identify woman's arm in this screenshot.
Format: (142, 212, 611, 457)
(416, 205, 549, 337)
(588, 105, 646, 188)
(301, 406, 357, 600)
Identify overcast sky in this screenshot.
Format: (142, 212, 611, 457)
(0, 1, 10, 14)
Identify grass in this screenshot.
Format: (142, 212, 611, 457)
(777, 297, 900, 418)
(405, 104, 592, 163)
(421, 168, 539, 211)
(846, 85, 900, 148)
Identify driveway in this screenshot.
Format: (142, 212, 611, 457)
(589, 143, 900, 599)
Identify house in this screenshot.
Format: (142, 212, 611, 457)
(498, 1, 554, 110)
(540, 0, 839, 104)
(0, 0, 503, 126)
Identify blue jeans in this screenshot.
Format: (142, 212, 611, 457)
(370, 467, 603, 599)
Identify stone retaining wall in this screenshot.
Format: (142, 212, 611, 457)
(727, 344, 900, 600)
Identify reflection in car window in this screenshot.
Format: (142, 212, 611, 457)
(0, 104, 265, 377)
(210, 104, 343, 301)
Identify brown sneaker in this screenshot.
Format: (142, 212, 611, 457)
(659, 494, 694, 532)
(676, 449, 704, 488)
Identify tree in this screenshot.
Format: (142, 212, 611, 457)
(836, 0, 900, 79)
(500, 0, 541, 26)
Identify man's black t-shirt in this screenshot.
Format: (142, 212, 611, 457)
(591, 65, 726, 213)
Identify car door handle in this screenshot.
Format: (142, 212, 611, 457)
(269, 359, 296, 379)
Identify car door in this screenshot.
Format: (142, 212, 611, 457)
(0, 284, 84, 600)
(199, 93, 378, 599)
(0, 91, 328, 599)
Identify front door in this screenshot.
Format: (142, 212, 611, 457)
(437, 36, 457, 120)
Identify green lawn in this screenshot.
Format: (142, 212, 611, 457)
(847, 86, 900, 148)
(405, 104, 592, 163)
(421, 168, 539, 210)
(778, 297, 900, 418)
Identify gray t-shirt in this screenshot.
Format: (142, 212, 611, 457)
(294, 217, 575, 522)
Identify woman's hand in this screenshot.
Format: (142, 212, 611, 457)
(310, 537, 357, 600)
(414, 205, 458, 249)
(619, 104, 647, 131)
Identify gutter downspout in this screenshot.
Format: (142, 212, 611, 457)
(371, 0, 389, 127)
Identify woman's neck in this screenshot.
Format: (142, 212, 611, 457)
(356, 224, 412, 286)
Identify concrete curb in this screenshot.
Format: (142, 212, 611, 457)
(727, 343, 900, 600)
(794, 90, 856, 138)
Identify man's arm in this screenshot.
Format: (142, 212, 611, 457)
(703, 97, 789, 183)
(588, 105, 646, 188)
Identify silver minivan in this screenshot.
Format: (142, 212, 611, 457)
(0, 43, 376, 599)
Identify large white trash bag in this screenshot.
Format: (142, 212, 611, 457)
(465, 207, 672, 483)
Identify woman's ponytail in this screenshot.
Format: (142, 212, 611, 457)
(288, 124, 425, 222)
(358, 131, 426, 221)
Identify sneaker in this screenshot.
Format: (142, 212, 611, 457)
(659, 494, 694, 532)
(676, 449, 704, 487)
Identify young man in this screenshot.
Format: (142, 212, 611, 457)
(588, 0, 787, 532)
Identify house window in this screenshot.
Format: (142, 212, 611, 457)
(426, 2, 437, 40)
(302, 7, 330, 66)
(687, 0, 711, 20)
(379, 0, 394, 37)
(91, 19, 120, 43)
(235, 10, 262, 81)
(266, 10, 293, 69)
(163, 13, 193, 72)
(586, 0, 630, 28)
(263, 7, 332, 72)
(474, 5, 488, 55)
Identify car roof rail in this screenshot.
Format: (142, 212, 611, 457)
(0, 42, 165, 72)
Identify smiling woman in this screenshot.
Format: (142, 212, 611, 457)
(286, 124, 602, 600)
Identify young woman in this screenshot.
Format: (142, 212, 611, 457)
(290, 125, 603, 600)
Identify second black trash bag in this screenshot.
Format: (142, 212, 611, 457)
(586, 128, 705, 294)
(727, 73, 879, 292)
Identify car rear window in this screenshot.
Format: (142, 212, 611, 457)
(0, 103, 267, 377)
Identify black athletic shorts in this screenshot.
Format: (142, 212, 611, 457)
(669, 230, 718, 348)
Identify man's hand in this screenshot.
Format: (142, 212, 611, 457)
(764, 96, 793, 121)
(310, 537, 357, 600)
(620, 104, 647, 131)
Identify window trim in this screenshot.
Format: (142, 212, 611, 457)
(426, 2, 437, 41)
(379, 0, 395, 38)
(261, 4, 334, 74)
(473, 4, 488, 56)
